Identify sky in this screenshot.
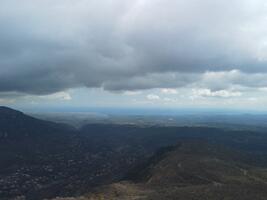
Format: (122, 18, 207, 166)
(1, 0, 267, 112)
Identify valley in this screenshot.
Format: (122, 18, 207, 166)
(1, 107, 267, 199)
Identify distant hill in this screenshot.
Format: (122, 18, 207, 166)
(0, 106, 74, 139)
(0, 106, 78, 172)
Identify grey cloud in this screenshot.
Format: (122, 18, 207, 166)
(198, 70, 267, 91)
(1, 0, 267, 95)
(103, 72, 200, 91)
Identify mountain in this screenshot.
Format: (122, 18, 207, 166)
(0, 106, 74, 139)
(2, 107, 267, 200)
(0, 108, 164, 199)
(60, 141, 267, 200)
(0, 107, 84, 199)
(0, 106, 77, 169)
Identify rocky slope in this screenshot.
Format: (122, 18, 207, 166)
(53, 141, 267, 200)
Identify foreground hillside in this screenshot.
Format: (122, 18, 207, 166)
(2, 107, 267, 199)
(53, 141, 267, 200)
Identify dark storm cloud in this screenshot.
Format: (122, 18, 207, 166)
(1, 0, 267, 95)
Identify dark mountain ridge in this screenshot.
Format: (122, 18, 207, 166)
(0, 106, 74, 139)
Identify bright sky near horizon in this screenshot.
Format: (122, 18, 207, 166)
(1, 0, 267, 110)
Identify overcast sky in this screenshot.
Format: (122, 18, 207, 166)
(1, 0, 267, 111)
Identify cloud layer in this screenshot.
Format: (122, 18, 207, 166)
(1, 0, 267, 95)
